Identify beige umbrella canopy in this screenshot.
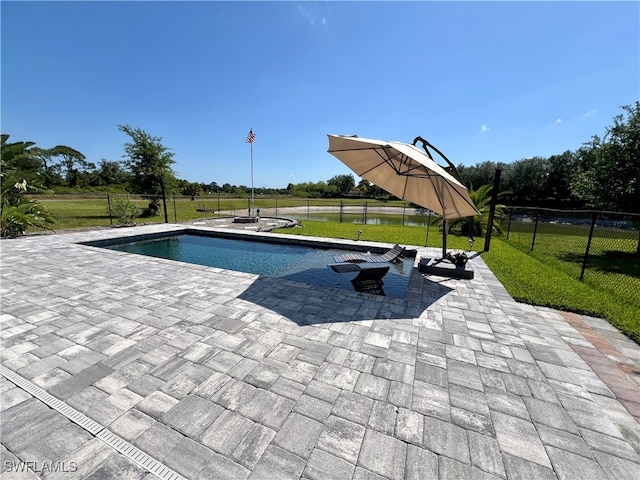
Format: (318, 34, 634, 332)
(327, 134, 480, 257)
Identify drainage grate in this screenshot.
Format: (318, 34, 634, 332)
(0, 365, 185, 480)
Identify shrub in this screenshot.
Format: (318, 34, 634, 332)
(1, 136, 56, 237)
(110, 196, 141, 224)
(1, 196, 55, 237)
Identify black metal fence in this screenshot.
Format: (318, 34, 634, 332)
(500, 206, 640, 309)
(24, 193, 435, 229)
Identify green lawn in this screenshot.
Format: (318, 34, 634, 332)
(274, 220, 640, 344)
(33, 195, 410, 230)
(505, 228, 640, 310)
(34, 195, 260, 229)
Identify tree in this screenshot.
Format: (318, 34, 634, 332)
(546, 151, 579, 206)
(287, 180, 329, 198)
(356, 179, 370, 196)
(327, 174, 355, 197)
(90, 159, 132, 188)
(48, 145, 92, 187)
(432, 184, 506, 239)
(367, 183, 389, 198)
(203, 181, 219, 194)
(1, 135, 55, 236)
(179, 181, 201, 198)
(572, 102, 640, 213)
(458, 161, 501, 190)
(118, 125, 176, 221)
(504, 156, 549, 205)
(4, 140, 48, 186)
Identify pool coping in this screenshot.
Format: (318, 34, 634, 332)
(77, 225, 434, 306)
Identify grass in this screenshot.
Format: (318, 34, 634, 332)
(275, 219, 472, 250)
(505, 229, 640, 310)
(274, 220, 640, 344)
(32, 194, 412, 230)
(34, 196, 254, 229)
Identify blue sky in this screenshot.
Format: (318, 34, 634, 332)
(2, 1, 638, 189)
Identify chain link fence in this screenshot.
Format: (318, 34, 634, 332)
(25, 193, 436, 229)
(501, 207, 640, 310)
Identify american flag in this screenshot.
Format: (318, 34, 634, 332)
(246, 129, 256, 144)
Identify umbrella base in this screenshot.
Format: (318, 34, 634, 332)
(418, 257, 474, 279)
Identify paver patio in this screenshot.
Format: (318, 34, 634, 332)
(1, 224, 639, 479)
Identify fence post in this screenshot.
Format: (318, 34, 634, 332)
(363, 201, 367, 224)
(580, 212, 598, 280)
(506, 207, 513, 240)
(107, 194, 113, 225)
(339, 200, 343, 223)
(402, 204, 406, 226)
(173, 196, 177, 223)
(484, 168, 501, 252)
(217, 192, 220, 217)
(275, 198, 278, 217)
(307, 198, 310, 220)
(160, 181, 169, 224)
(530, 209, 540, 251)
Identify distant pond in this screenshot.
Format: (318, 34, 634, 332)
(287, 211, 436, 227)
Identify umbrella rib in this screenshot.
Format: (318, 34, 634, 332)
(332, 145, 434, 178)
(357, 149, 391, 177)
(379, 148, 434, 178)
(359, 147, 408, 177)
(432, 179, 446, 218)
(328, 136, 479, 219)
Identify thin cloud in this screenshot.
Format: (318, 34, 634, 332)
(480, 125, 490, 133)
(583, 109, 597, 117)
(555, 118, 563, 124)
(296, 5, 328, 27)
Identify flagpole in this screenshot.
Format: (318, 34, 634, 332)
(246, 128, 256, 217)
(250, 138, 254, 216)
(249, 128, 255, 216)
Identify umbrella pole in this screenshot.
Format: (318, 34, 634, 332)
(442, 218, 447, 259)
(425, 211, 431, 247)
(440, 180, 447, 259)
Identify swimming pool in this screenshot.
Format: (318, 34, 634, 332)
(100, 233, 414, 298)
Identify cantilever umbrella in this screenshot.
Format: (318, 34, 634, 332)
(327, 134, 480, 258)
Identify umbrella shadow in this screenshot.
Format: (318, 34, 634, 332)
(237, 268, 454, 326)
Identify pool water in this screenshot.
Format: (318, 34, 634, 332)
(106, 234, 413, 298)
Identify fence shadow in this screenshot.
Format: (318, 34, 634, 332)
(557, 250, 640, 278)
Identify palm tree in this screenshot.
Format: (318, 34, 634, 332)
(1, 135, 56, 237)
(433, 183, 506, 240)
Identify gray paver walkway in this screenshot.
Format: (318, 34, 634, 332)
(1, 224, 639, 479)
